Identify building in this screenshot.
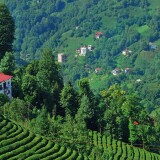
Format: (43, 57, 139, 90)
(95, 32, 103, 39)
(112, 68, 121, 76)
(149, 42, 157, 50)
(88, 45, 93, 51)
(95, 68, 102, 73)
(0, 72, 13, 99)
(122, 48, 132, 56)
(124, 68, 131, 74)
(80, 46, 87, 56)
(58, 53, 66, 63)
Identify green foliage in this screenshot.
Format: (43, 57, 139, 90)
(2, 98, 30, 122)
(60, 81, 79, 117)
(30, 107, 50, 135)
(0, 94, 9, 107)
(0, 4, 15, 59)
(36, 50, 63, 113)
(0, 52, 15, 74)
(0, 0, 160, 157)
(0, 115, 87, 160)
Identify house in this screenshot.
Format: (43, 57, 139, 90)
(88, 45, 93, 51)
(133, 121, 139, 125)
(124, 68, 131, 74)
(0, 72, 13, 99)
(122, 48, 132, 56)
(58, 53, 66, 63)
(149, 42, 157, 50)
(95, 32, 103, 39)
(79, 46, 87, 56)
(136, 79, 142, 83)
(112, 68, 121, 76)
(95, 68, 101, 73)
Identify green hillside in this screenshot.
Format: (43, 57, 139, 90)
(0, 114, 160, 160)
(89, 131, 160, 160)
(0, 1, 160, 158)
(0, 115, 88, 160)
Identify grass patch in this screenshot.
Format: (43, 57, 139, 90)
(89, 74, 108, 92)
(58, 32, 95, 53)
(137, 25, 150, 34)
(149, 0, 160, 9)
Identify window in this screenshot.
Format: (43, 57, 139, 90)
(0, 84, 2, 90)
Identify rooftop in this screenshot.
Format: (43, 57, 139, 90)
(0, 73, 13, 83)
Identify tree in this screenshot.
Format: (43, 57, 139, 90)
(0, 52, 15, 74)
(122, 94, 142, 119)
(78, 78, 98, 130)
(21, 74, 38, 104)
(36, 50, 63, 114)
(0, 94, 9, 108)
(2, 98, 30, 122)
(100, 84, 126, 139)
(30, 107, 50, 135)
(0, 4, 15, 59)
(60, 81, 79, 117)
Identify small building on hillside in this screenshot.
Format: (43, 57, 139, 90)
(0, 72, 13, 99)
(149, 42, 157, 50)
(122, 48, 132, 56)
(95, 32, 103, 39)
(136, 79, 142, 83)
(58, 53, 66, 63)
(112, 68, 121, 76)
(124, 68, 131, 74)
(79, 46, 87, 56)
(88, 45, 93, 51)
(95, 68, 102, 73)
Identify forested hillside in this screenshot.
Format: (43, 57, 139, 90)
(0, 0, 160, 159)
(1, 0, 160, 113)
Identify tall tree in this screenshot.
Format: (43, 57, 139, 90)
(60, 81, 79, 117)
(0, 4, 15, 59)
(0, 52, 15, 74)
(77, 79, 98, 130)
(36, 50, 63, 114)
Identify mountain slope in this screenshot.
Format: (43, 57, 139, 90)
(1, 0, 160, 112)
(0, 114, 160, 160)
(0, 114, 88, 160)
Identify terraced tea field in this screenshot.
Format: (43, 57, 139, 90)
(0, 115, 88, 160)
(0, 115, 160, 160)
(89, 131, 160, 160)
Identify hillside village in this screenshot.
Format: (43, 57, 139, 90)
(0, 0, 160, 159)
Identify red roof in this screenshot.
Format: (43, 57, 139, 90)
(95, 32, 103, 36)
(95, 68, 101, 71)
(0, 72, 13, 83)
(133, 121, 139, 125)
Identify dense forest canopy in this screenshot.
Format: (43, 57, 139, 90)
(0, 1, 160, 159)
(2, 0, 159, 112)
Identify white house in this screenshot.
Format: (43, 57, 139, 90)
(122, 48, 132, 56)
(58, 53, 66, 63)
(0, 72, 13, 99)
(80, 46, 87, 56)
(112, 68, 121, 76)
(88, 45, 93, 51)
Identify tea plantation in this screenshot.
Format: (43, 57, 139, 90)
(0, 115, 160, 160)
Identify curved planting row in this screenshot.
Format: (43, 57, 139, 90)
(89, 131, 160, 160)
(0, 115, 88, 160)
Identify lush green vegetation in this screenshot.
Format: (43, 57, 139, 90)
(0, 115, 88, 160)
(1, 0, 159, 112)
(0, 115, 160, 160)
(0, 1, 160, 159)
